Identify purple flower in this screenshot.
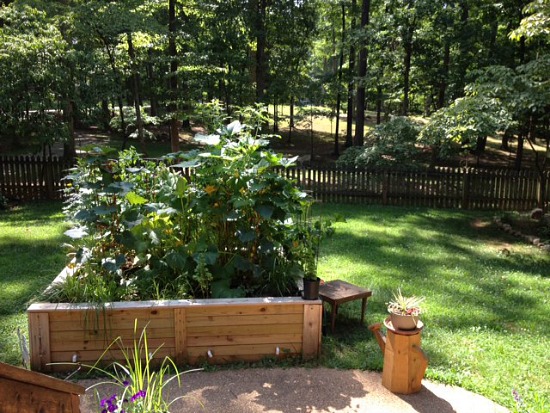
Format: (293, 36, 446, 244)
(101, 394, 117, 407)
(131, 390, 146, 402)
(122, 380, 130, 387)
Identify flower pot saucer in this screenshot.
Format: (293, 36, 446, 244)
(384, 316, 423, 335)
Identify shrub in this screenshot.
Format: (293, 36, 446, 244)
(109, 106, 161, 140)
(56, 117, 329, 302)
(336, 117, 421, 169)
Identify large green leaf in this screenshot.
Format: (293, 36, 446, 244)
(211, 279, 245, 298)
(256, 204, 274, 219)
(126, 191, 147, 205)
(175, 177, 188, 197)
(93, 205, 117, 216)
(165, 250, 188, 270)
(101, 254, 126, 273)
(237, 230, 256, 243)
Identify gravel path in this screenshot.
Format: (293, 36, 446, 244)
(78, 367, 509, 413)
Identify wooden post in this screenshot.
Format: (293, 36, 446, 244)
(462, 167, 470, 209)
(174, 308, 188, 364)
(302, 303, 322, 360)
(382, 170, 389, 205)
(28, 312, 51, 372)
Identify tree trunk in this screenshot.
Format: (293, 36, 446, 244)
(475, 135, 487, 153)
(515, 134, 524, 170)
(101, 100, 110, 130)
(273, 98, 279, 133)
(334, 2, 345, 156)
(455, 1, 470, 96)
(353, 0, 370, 147)
(63, 100, 76, 160)
(376, 84, 382, 125)
(501, 130, 511, 151)
(127, 32, 145, 152)
(147, 48, 158, 117)
(255, 0, 268, 102)
(288, 96, 294, 143)
(98, 34, 126, 146)
(437, 41, 450, 109)
(402, 29, 413, 116)
(169, 0, 179, 152)
(401, 0, 415, 116)
(346, 0, 357, 147)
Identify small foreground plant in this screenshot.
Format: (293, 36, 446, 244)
(85, 320, 201, 413)
(386, 288, 425, 316)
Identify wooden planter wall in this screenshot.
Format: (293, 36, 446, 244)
(0, 361, 85, 413)
(27, 297, 322, 372)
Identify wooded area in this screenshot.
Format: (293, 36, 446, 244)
(0, 0, 549, 185)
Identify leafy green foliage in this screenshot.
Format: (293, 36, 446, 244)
(418, 96, 506, 160)
(510, 0, 550, 42)
(336, 117, 421, 168)
(58, 117, 331, 301)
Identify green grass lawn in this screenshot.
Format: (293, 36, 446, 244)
(315, 203, 549, 411)
(0, 202, 67, 365)
(0, 202, 548, 411)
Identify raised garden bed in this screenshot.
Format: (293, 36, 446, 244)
(28, 268, 322, 372)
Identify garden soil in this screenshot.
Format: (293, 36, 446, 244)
(77, 367, 509, 413)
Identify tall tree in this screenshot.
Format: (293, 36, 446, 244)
(353, 0, 371, 146)
(345, 0, 357, 147)
(168, 0, 179, 152)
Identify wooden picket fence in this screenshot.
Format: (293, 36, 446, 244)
(0, 155, 72, 201)
(1, 155, 548, 211)
(274, 166, 549, 211)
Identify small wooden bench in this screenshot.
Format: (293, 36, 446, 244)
(319, 280, 373, 333)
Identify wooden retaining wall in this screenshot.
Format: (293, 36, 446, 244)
(27, 298, 322, 372)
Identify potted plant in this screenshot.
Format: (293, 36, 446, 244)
(386, 288, 425, 330)
(299, 218, 333, 300)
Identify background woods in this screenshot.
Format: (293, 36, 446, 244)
(0, 0, 549, 174)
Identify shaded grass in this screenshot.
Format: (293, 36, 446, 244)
(315, 203, 549, 410)
(0, 202, 67, 365)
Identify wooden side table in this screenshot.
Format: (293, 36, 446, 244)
(318, 280, 373, 333)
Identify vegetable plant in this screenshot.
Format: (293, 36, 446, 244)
(56, 114, 331, 302)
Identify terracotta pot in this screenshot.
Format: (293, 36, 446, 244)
(389, 312, 420, 330)
(302, 277, 320, 300)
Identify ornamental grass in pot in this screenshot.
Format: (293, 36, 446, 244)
(387, 289, 425, 330)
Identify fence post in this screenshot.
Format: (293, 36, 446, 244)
(45, 157, 55, 200)
(537, 173, 546, 212)
(462, 168, 470, 209)
(382, 170, 389, 205)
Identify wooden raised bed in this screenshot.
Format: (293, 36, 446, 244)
(27, 296, 322, 373)
(0, 361, 85, 412)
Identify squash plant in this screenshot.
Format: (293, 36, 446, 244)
(58, 121, 329, 302)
